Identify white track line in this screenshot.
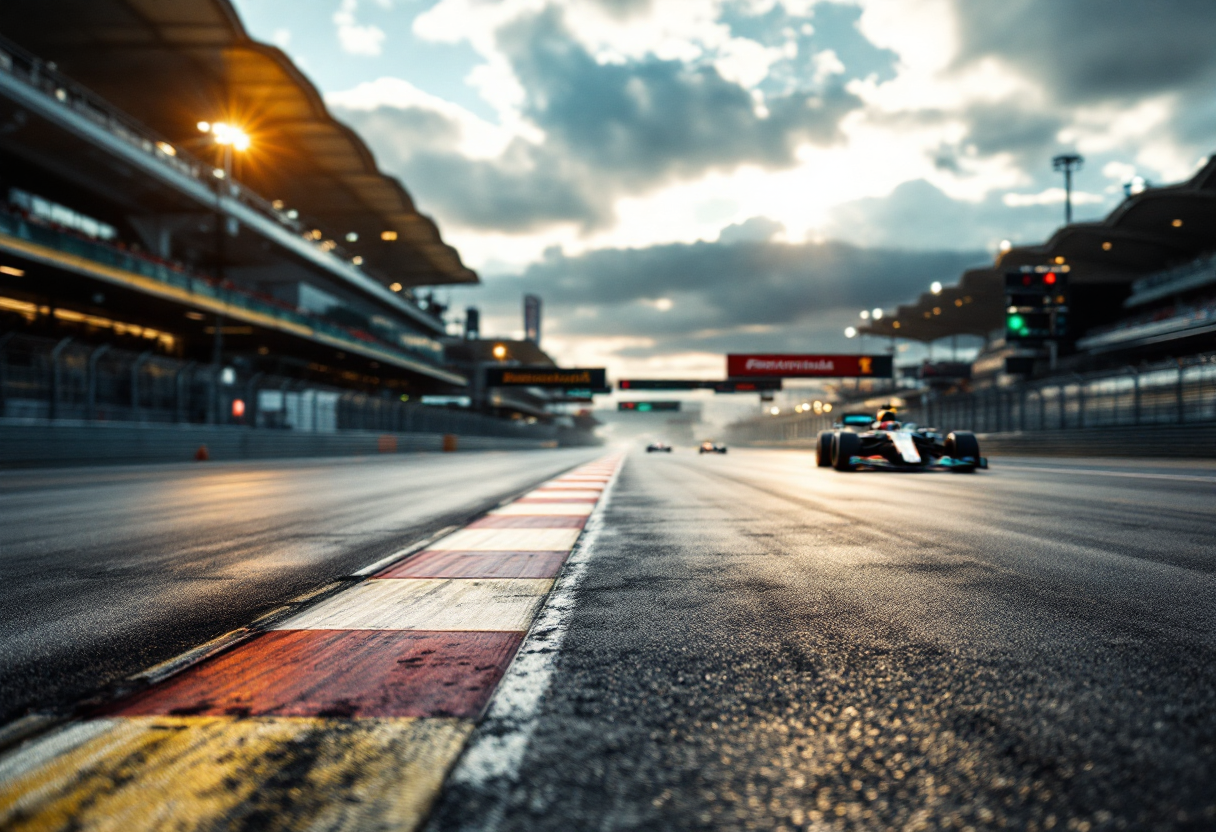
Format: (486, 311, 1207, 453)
(434, 457, 624, 832)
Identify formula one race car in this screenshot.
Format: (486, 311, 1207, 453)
(699, 441, 728, 454)
(646, 441, 673, 453)
(816, 410, 987, 473)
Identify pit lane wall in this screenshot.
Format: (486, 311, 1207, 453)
(0, 419, 560, 467)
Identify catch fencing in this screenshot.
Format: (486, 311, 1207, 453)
(728, 353, 1216, 444)
(0, 331, 556, 441)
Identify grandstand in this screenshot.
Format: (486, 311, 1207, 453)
(0, 0, 478, 430)
(859, 156, 1216, 379)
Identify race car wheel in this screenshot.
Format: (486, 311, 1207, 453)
(832, 431, 860, 472)
(945, 431, 980, 471)
(816, 431, 834, 467)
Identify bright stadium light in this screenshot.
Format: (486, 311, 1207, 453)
(845, 326, 857, 338)
(930, 281, 943, 294)
(859, 310, 870, 320)
(769, 406, 780, 416)
(999, 239, 1012, 252)
(872, 308, 883, 320)
(211, 122, 251, 151)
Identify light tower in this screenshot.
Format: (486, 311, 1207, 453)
(1052, 153, 1084, 224)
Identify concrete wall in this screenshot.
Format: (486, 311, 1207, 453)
(0, 419, 559, 468)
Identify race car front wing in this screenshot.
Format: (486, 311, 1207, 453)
(847, 455, 988, 470)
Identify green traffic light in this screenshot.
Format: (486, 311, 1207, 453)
(638, 403, 652, 411)
(1007, 314, 1025, 330)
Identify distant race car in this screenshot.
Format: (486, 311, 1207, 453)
(699, 441, 728, 454)
(816, 409, 986, 473)
(646, 441, 673, 453)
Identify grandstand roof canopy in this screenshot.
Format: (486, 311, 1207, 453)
(861, 156, 1216, 342)
(0, 0, 477, 288)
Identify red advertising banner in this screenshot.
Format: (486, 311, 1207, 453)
(727, 354, 893, 378)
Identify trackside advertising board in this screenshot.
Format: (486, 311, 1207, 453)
(485, 366, 607, 388)
(727, 354, 893, 378)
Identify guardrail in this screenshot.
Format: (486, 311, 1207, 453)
(0, 332, 550, 441)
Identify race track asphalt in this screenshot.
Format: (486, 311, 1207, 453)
(430, 448, 1216, 832)
(0, 449, 601, 725)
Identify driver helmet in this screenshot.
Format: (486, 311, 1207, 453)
(876, 409, 900, 429)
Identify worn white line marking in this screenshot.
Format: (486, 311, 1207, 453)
(354, 526, 460, 577)
(0, 719, 119, 785)
(434, 456, 624, 832)
(272, 578, 554, 631)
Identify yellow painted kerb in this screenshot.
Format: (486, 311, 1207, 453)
(0, 716, 473, 832)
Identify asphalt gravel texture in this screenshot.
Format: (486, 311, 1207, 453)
(431, 449, 1216, 832)
(0, 449, 600, 724)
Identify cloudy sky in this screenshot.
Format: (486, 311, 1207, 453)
(234, 0, 1214, 386)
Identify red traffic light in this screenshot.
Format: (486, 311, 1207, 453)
(1044, 272, 1057, 285)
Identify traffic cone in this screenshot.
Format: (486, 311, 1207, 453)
(195, 445, 209, 461)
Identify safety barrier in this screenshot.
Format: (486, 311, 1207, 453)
(0, 418, 557, 467)
(0, 332, 555, 441)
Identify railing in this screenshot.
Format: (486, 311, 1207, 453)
(0, 33, 428, 309)
(1126, 252, 1216, 306)
(0, 209, 446, 369)
(1077, 295, 1216, 351)
(727, 354, 1216, 443)
(0, 332, 553, 440)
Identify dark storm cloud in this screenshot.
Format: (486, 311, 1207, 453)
(824, 179, 1083, 250)
(333, 6, 861, 233)
(909, 101, 1068, 175)
(465, 233, 985, 348)
(953, 0, 1216, 105)
(501, 8, 859, 189)
(338, 106, 606, 231)
(925, 1, 1216, 183)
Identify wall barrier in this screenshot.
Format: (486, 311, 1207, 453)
(0, 418, 557, 468)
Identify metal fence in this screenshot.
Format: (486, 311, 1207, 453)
(0, 332, 557, 441)
(728, 353, 1216, 443)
